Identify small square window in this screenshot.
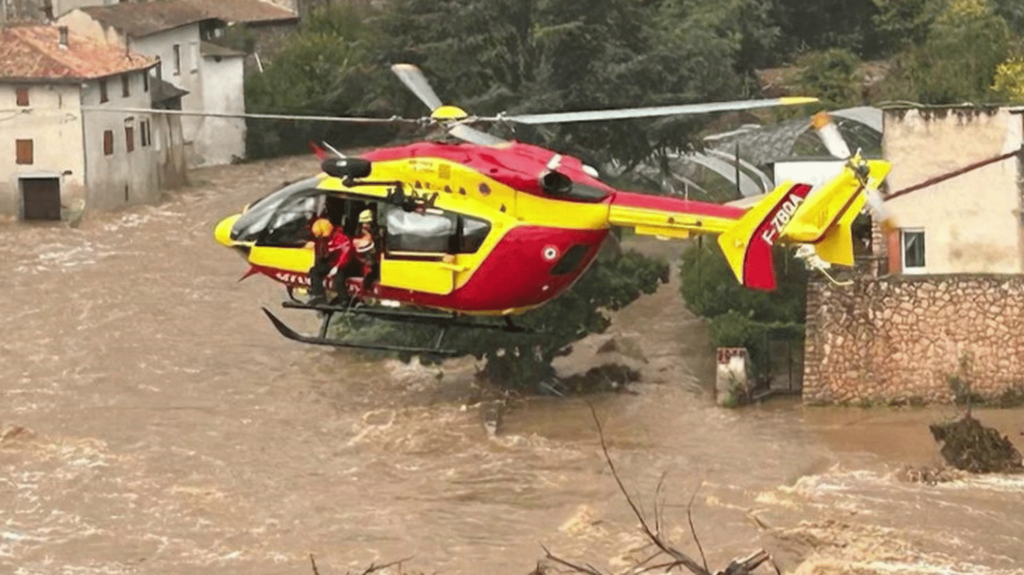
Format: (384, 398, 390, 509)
(16, 87, 29, 107)
(16, 139, 33, 165)
(103, 130, 114, 156)
(901, 229, 925, 273)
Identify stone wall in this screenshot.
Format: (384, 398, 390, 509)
(803, 275, 1024, 405)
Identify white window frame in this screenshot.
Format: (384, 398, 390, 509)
(900, 228, 926, 274)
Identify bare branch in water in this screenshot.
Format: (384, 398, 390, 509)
(686, 483, 709, 574)
(541, 544, 604, 575)
(587, 403, 711, 575)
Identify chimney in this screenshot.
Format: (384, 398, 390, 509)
(58, 26, 69, 50)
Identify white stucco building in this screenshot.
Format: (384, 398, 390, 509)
(58, 1, 247, 167)
(881, 106, 1024, 276)
(0, 24, 163, 220)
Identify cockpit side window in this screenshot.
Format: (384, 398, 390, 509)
(260, 193, 321, 247)
(231, 176, 323, 243)
(458, 214, 490, 253)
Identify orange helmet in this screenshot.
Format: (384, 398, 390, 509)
(311, 218, 333, 238)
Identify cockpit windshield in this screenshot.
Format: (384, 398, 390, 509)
(230, 176, 324, 243)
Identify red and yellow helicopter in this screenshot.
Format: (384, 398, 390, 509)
(214, 64, 892, 356)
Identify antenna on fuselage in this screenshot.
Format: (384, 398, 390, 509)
(322, 141, 346, 159)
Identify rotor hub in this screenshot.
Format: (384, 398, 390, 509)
(430, 105, 469, 122)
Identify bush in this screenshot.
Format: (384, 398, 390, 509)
(680, 240, 807, 379)
(332, 247, 670, 394)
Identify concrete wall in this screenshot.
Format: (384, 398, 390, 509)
(803, 276, 1024, 406)
(882, 108, 1024, 275)
(196, 52, 246, 166)
(60, 12, 208, 167)
(153, 112, 188, 190)
(129, 25, 206, 165)
(57, 9, 124, 46)
(80, 72, 161, 210)
(1, 0, 47, 23)
(0, 83, 87, 218)
(52, 0, 108, 18)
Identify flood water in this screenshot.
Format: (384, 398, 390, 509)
(2, 155, 1022, 575)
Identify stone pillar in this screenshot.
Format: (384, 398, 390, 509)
(716, 347, 749, 407)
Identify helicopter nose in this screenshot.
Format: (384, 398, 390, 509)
(214, 214, 241, 247)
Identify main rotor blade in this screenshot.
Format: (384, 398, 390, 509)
(490, 97, 819, 125)
(391, 63, 444, 111)
(79, 106, 416, 124)
(448, 124, 508, 147)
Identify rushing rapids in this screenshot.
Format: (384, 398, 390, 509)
(1, 156, 1022, 575)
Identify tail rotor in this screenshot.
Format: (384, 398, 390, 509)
(810, 111, 895, 232)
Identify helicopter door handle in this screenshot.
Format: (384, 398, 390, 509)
(438, 262, 468, 272)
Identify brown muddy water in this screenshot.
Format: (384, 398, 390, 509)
(1, 156, 1023, 575)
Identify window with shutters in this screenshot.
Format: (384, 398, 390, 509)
(16, 87, 29, 107)
(125, 126, 134, 152)
(16, 139, 33, 165)
(103, 130, 114, 156)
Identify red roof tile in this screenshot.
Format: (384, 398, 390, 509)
(0, 25, 156, 82)
(182, 0, 297, 24)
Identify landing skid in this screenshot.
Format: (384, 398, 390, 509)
(263, 308, 462, 357)
(263, 299, 531, 358)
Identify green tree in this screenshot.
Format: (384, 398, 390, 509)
(872, 0, 946, 54)
(336, 247, 669, 393)
(767, 0, 884, 59)
(794, 48, 865, 109)
(992, 57, 1024, 102)
(879, 0, 1013, 104)
(243, 4, 392, 158)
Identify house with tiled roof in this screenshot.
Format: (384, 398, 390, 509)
(0, 24, 187, 220)
(58, 1, 248, 168)
(179, 0, 299, 67)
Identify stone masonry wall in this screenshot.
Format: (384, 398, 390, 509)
(803, 275, 1024, 405)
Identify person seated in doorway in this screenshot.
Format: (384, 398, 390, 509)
(307, 217, 355, 306)
(353, 209, 379, 287)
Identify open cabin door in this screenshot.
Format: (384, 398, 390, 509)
(379, 206, 489, 296)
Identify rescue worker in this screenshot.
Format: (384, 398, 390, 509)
(353, 209, 378, 287)
(307, 217, 353, 305)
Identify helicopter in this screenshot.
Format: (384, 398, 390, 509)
(214, 64, 892, 357)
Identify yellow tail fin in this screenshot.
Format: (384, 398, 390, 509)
(717, 181, 812, 291)
(812, 192, 867, 267)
